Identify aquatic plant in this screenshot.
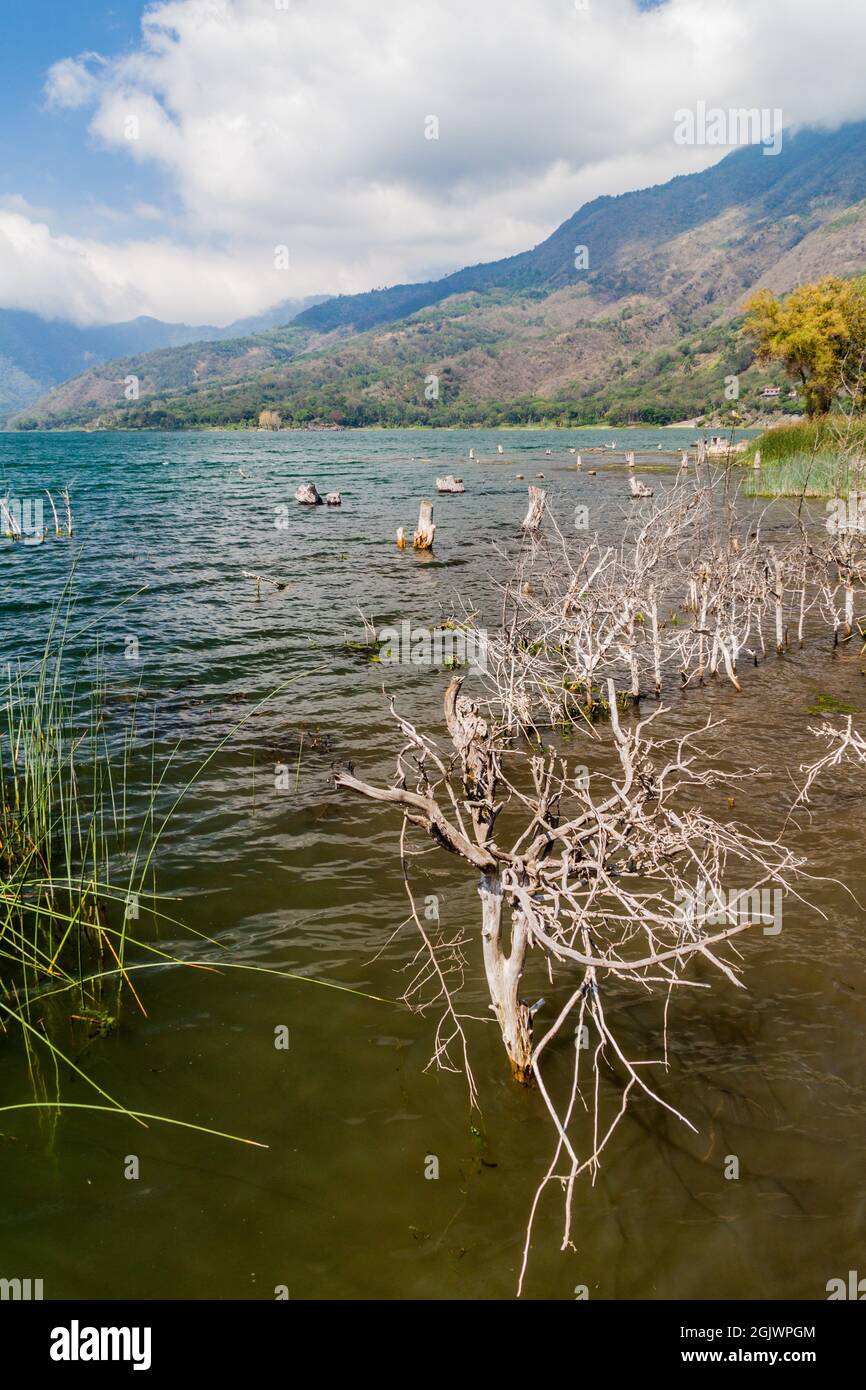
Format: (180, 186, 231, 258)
(0, 592, 179, 1123)
(744, 452, 854, 498)
(0, 587, 357, 1149)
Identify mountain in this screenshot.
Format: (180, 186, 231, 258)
(0, 298, 328, 422)
(13, 123, 866, 431)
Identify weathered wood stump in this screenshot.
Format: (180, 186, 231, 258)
(295, 482, 323, 505)
(325, 492, 342, 506)
(436, 475, 465, 494)
(629, 476, 653, 498)
(522, 485, 546, 533)
(396, 526, 406, 550)
(413, 500, 435, 550)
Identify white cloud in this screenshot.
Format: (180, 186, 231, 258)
(0, 193, 50, 219)
(0, 210, 283, 326)
(44, 53, 106, 110)
(8, 0, 866, 325)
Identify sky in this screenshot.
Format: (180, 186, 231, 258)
(1, 0, 866, 328)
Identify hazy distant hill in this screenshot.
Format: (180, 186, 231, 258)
(14, 123, 866, 430)
(0, 298, 328, 422)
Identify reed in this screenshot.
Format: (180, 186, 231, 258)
(744, 451, 858, 498)
(0, 589, 261, 1144)
(0, 601, 340, 1145)
(744, 416, 866, 469)
(0, 594, 166, 1114)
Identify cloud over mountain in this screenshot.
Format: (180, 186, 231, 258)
(4, 0, 866, 325)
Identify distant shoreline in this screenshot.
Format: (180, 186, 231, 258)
(1, 420, 766, 436)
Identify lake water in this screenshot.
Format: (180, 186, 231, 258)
(1, 427, 864, 1300)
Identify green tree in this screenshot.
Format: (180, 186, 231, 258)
(743, 276, 866, 416)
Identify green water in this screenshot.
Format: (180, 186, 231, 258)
(1, 428, 864, 1300)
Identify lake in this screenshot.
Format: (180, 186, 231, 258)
(1, 427, 864, 1300)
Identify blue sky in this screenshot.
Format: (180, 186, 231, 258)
(0, 2, 168, 231)
(1, 0, 865, 327)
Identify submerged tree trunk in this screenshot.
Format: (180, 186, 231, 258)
(772, 550, 785, 652)
(522, 486, 546, 534)
(649, 585, 662, 695)
(413, 500, 435, 550)
(479, 873, 532, 1083)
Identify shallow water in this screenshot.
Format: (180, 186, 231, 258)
(1, 427, 864, 1300)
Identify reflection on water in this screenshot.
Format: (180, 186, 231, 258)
(0, 428, 864, 1300)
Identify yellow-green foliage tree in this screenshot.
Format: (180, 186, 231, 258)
(743, 276, 866, 416)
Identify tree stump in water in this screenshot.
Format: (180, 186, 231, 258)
(522, 485, 546, 533)
(413, 500, 435, 550)
(396, 526, 406, 550)
(436, 475, 465, 493)
(325, 491, 342, 506)
(295, 482, 323, 505)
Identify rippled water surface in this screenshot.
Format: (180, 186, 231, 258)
(1, 428, 864, 1300)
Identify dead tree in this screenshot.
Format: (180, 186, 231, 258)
(413, 500, 435, 550)
(335, 482, 819, 1285)
(817, 522, 866, 643)
(789, 713, 866, 860)
(629, 477, 653, 498)
(336, 671, 803, 1288)
(522, 486, 546, 534)
(61, 485, 74, 537)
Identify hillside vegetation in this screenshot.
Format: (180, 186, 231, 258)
(14, 122, 866, 431)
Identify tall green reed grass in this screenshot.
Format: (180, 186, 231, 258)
(0, 586, 362, 1147)
(744, 451, 864, 498)
(0, 587, 257, 1145)
(743, 414, 866, 497)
